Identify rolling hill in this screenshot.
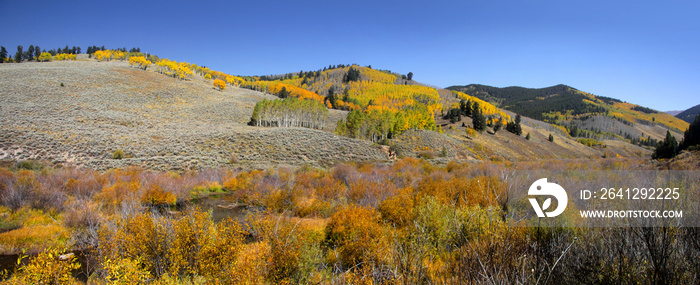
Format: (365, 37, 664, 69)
(0, 55, 660, 171)
(676, 103, 700, 123)
(446, 84, 688, 143)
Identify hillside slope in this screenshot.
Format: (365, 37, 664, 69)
(676, 103, 700, 123)
(446, 84, 688, 142)
(0, 61, 386, 171)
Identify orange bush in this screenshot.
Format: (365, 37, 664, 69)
(213, 78, 226, 91)
(140, 185, 176, 207)
(324, 204, 388, 267)
(378, 188, 415, 227)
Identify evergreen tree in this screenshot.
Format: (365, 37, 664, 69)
(493, 120, 503, 133)
(459, 99, 472, 116)
(14, 45, 23, 62)
(653, 130, 679, 159)
(278, 87, 289, 98)
(526, 133, 531, 140)
(506, 114, 523, 135)
(407, 72, 413, 81)
(326, 86, 337, 108)
(34, 46, 41, 60)
(680, 115, 700, 150)
(548, 134, 554, 142)
(0, 46, 7, 63)
(343, 67, 361, 83)
(27, 45, 35, 60)
(472, 102, 486, 132)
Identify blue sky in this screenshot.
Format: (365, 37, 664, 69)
(2, 0, 698, 111)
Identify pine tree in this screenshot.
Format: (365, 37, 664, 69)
(278, 87, 289, 98)
(14, 45, 23, 62)
(506, 114, 523, 135)
(343, 67, 361, 83)
(526, 133, 531, 140)
(472, 102, 486, 132)
(326, 86, 337, 108)
(34, 45, 41, 60)
(27, 45, 35, 60)
(0, 46, 7, 63)
(493, 120, 503, 133)
(407, 72, 413, 81)
(548, 134, 554, 142)
(680, 115, 700, 150)
(653, 130, 679, 159)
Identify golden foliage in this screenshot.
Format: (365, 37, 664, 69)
(155, 59, 194, 80)
(140, 185, 176, 207)
(2, 248, 81, 285)
(53, 53, 77, 61)
(324, 204, 388, 267)
(129, 56, 152, 70)
(213, 78, 226, 91)
(451, 90, 512, 122)
(38, 52, 53, 62)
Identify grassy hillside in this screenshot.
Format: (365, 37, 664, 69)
(0, 53, 662, 172)
(0, 61, 387, 171)
(447, 84, 688, 142)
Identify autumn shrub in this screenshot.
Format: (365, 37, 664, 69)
(213, 78, 226, 91)
(0, 207, 70, 254)
(169, 210, 244, 281)
(2, 247, 81, 285)
(378, 188, 415, 228)
(348, 178, 397, 207)
(223, 169, 264, 203)
(229, 241, 271, 284)
(96, 178, 142, 209)
(265, 216, 325, 284)
(63, 174, 104, 199)
(324, 204, 390, 269)
(100, 256, 152, 284)
(98, 212, 172, 277)
(141, 184, 177, 207)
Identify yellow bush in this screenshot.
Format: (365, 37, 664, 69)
(54, 53, 77, 61)
(378, 188, 415, 227)
(0, 224, 69, 254)
(2, 248, 81, 285)
(96, 179, 141, 207)
(38, 52, 52, 62)
(324, 204, 388, 267)
(213, 78, 226, 91)
(101, 256, 152, 284)
(140, 185, 176, 207)
(230, 242, 271, 284)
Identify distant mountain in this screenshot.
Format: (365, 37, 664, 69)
(676, 104, 700, 123)
(446, 84, 689, 141)
(666, 110, 683, 116)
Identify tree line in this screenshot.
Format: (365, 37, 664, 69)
(654, 114, 700, 159)
(0, 44, 145, 63)
(249, 98, 329, 129)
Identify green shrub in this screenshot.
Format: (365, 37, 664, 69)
(112, 149, 124, 160)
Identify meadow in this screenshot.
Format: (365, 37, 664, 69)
(1, 157, 698, 284)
